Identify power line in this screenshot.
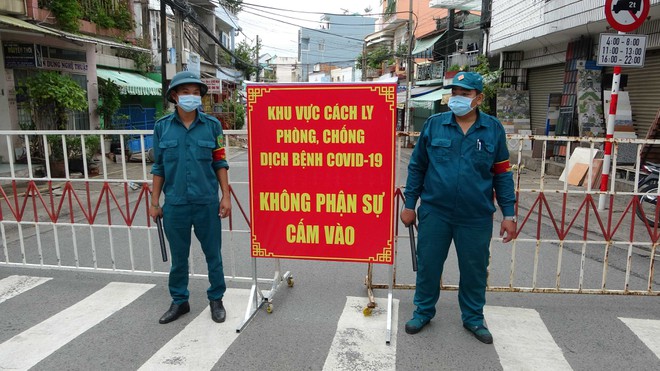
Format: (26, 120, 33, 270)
(165, 0, 258, 69)
(239, 8, 370, 42)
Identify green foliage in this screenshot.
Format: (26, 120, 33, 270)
(48, 0, 83, 33)
(87, 0, 113, 29)
(97, 78, 122, 129)
(221, 91, 245, 130)
(154, 107, 173, 121)
(22, 71, 88, 130)
(112, 1, 134, 31)
(116, 38, 153, 72)
(395, 43, 408, 58)
(448, 64, 461, 71)
(384, 0, 396, 19)
(233, 40, 257, 80)
(47, 134, 101, 161)
(472, 54, 504, 115)
(357, 46, 393, 70)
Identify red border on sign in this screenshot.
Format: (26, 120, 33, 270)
(247, 83, 397, 264)
(605, 0, 649, 32)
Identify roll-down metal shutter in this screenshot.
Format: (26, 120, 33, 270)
(606, 50, 660, 138)
(527, 64, 566, 134)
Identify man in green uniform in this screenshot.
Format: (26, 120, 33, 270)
(400, 72, 517, 343)
(149, 71, 231, 324)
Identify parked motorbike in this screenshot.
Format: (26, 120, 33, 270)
(636, 162, 660, 226)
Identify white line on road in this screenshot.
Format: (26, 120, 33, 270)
(138, 288, 249, 370)
(322, 296, 399, 371)
(620, 317, 660, 358)
(0, 275, 52, 304)
(485, 306, 572, 371)
(0, 282, 154, 370)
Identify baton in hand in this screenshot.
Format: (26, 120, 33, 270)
(409, 224, 417, 272)
(156, 216, 168, 262)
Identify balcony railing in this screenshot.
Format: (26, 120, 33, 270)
(415, 61, 444, 83)
(447, 50, 480, 69)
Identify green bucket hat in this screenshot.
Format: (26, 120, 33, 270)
(166, 71, 208, 103)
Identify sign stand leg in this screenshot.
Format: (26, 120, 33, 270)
(236, 257, 292, 333)
(365, 263, 377, 311)
(386, 264, 394, 345)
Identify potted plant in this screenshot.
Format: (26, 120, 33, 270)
(444, 64, 461, 79)
(47, 134, 101, 175)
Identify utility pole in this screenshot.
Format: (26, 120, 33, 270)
(403, 0, 414, 143)
(362, 43, 367, 81)
(160, 0, 168, 108)
(480, 0, 491, 55)
(255, 35, 260, 82)
(174, 8, 184, 72)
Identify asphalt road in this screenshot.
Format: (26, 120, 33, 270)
(1, 147, 660, 370)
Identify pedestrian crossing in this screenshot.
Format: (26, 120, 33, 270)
(1, 274, 660, 370)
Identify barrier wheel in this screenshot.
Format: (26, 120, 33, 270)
(363, 307, 373, 316)
(287, 277, 294, 287)
(266, 303, 273, 314)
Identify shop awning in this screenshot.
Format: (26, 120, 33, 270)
(411, 88, 451, 102)
(411, 32, 446, 56)
(397, 86, 443, 103)
(96, 68, 162, 96)
(0, 15, 60, 36)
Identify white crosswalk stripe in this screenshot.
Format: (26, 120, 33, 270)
(485, 305, 573, 371)
(0, 275, 51, 304)
(619, 317, 660, 359)
(138, 288, 250, 370)
(0, 281, 154, 370)
(323, 296, 399, 371)
(4, 274, 660, 370)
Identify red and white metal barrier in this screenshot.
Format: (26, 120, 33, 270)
(0, 129, 290, 331)
(366, 133, 660, 298)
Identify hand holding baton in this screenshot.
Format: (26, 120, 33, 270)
(156, 216, 167, 262)
(409, 224, 417, 272)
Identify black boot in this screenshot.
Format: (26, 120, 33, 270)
(159, 302, 190, 324)
(210, 299, 226, 323)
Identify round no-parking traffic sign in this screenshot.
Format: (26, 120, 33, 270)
(605, 0, 650, 32)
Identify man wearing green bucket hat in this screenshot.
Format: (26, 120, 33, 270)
(400, 71, 517, 343)
(149, 71, 231, 324)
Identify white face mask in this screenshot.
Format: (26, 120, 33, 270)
(448, 95, 475, 116)
(177, 95, 202, 112)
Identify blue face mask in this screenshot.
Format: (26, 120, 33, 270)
(177, 95, 202, 112)
(448, 95, 475, 117)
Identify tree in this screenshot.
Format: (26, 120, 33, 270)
(97, 78, 122, 129)
(23, 71, 88, 131)
(356, 46, 394, 70)
(233, 40, 257, 80)
(472, 54, 504, 115)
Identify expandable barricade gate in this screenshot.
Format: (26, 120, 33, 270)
(0, 129, 289, 331)
(366, 134, 660, 311)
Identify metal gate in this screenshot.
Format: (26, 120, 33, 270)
(366, 134, 660, 304)
(0, 129, 290, 331)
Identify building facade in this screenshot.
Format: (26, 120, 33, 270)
(298, 13, 376, 81)
(489, 0, 660, 141)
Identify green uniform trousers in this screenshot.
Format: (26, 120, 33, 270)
(162, 202, 226, 304)
(413, 204, 493, 327)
